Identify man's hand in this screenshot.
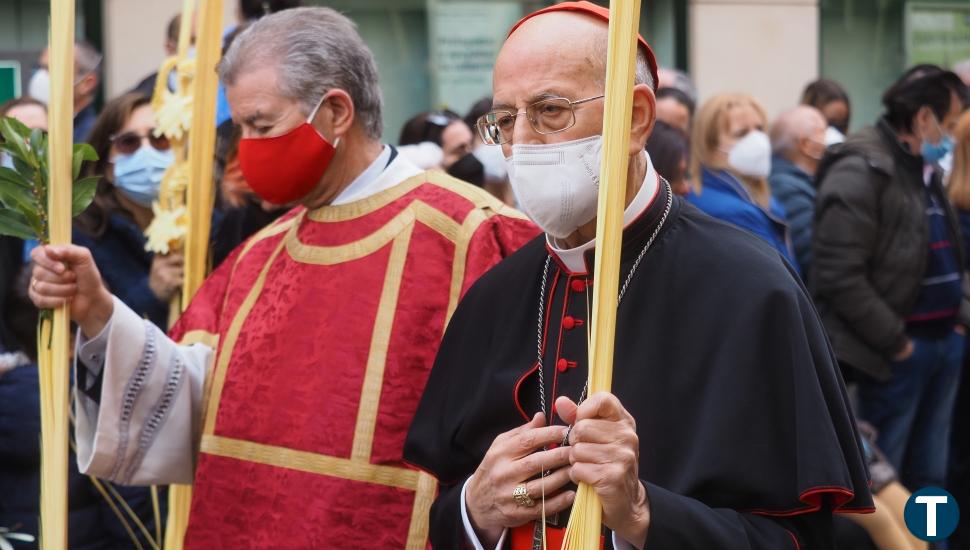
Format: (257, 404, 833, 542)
(466, 413, 576, 547)
(149, 252, 184, 301)
(29, 244, 114, 338)
(558, 393, 650, 549)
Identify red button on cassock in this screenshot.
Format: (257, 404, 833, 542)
(562, 316, 576, 330)
(571, 279, 587, 292)
(556, 358, 569, 372)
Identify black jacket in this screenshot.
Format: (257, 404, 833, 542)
(811, 117, 970, 381)
(406, 186, 872, 549)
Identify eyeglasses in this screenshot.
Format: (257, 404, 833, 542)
(476, 95, 604, 146)
(110, 130, 170, 155)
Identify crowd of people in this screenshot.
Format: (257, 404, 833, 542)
(1, 0, 970, 548)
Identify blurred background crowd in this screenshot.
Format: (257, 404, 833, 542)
(1, 0, 970, 548)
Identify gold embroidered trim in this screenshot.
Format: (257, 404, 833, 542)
(306, 173, 428, 223)
(405, 472, 437, 550)
(285, 209, 415, 265)
(202, 238, 288, 436)
(200, 435, 422, 490)
(350, 226, 414, 461)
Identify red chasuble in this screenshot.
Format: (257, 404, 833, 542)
(168, 169, 537, 548)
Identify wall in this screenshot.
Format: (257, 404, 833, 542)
(689, 0, 819, 121)
(101, 0, 236, 98)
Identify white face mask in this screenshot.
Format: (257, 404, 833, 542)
(506, 135, 602, 239)
(28, 69, 51, 105)
(824, 125, 845, 146)
(727, 130, 771, 179)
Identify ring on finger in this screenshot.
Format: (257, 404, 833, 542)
(31, 277, 38, 291)
(512, 483, 535, 507)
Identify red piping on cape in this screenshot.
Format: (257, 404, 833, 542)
(746, 486, 875, 517)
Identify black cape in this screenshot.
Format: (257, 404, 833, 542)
(404, 184, 873, 549)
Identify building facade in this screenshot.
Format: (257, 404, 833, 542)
(1, 0, 968, 142)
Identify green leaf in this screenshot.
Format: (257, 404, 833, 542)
(72, 143, 98, 180)
(0, 117, 31, 163)
(0, 209, 37, 240)
(72, 176, 99, 216)
(29, 128, 44, 157)
(0, 166, 31, 188)
(0, 177, 37, 211)
(11, 156, 37, 185)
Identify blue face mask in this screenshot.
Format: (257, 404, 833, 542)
(921, 115, 954, 165)
(112, 146, 174, 207)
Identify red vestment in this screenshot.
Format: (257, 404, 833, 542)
(169, 171, 537, 548)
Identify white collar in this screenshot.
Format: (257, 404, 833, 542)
(547, 153, 660, 274)
(330, 145, 423, 205)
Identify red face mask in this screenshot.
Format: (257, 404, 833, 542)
(238, 96, 338, 205)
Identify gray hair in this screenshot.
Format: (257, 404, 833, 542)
(74, 40, 102, 76)
(590, 39, 654, 90)
(219, 7, 384, 139)
(770, 105, 826, 156)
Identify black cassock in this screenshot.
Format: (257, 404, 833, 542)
(404, 183, 873, 549)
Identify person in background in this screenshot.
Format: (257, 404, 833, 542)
(946, 107, 970, 549)
(0, 97, 165, 550)
(655, 86, 694, 135)
(645, 119, 690, 195)
(0, 97, 47, 134)
(769, 105, 827, 278)
(813, 65, 969, 494)
(465, 96, 515, 205)
(27, 40, 101, 143)
(687, 92, 797, 269)
(131, 13, 192, 98)
(657, 66, 697, 103)
(801, 78, 851, 146)
(73, 92, 182, 330)
(398, 109, 485, 187)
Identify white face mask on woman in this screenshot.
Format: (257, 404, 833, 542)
(505, 135, 603, 239)
(726, 130, 771, 179)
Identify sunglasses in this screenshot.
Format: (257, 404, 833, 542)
(111, 130, 171, 155)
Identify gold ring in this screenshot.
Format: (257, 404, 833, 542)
(512, 483, 535, 507)
(31, 277, 38, 291)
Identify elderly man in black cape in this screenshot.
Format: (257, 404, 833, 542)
(403, 2, 873, 549)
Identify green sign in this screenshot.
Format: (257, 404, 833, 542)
(906, 3, 970, 68)
(0, 61, 22, 104)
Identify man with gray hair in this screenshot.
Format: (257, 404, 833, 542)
(27, 40, 101, 142)
(769, 105, 827, 276)
(26, 7, 537, 547)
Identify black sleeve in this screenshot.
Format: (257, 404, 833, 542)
(812, 156, 908, 356)
(428, 479, 474, 549)
(643, 483, 831, 550)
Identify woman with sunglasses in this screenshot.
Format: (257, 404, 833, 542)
(74, 92, 181, 330)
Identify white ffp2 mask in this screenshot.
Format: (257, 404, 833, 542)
(506, 135, 602, 239)
(727, 130, 771, 179)
(28, 69, 51, 105)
